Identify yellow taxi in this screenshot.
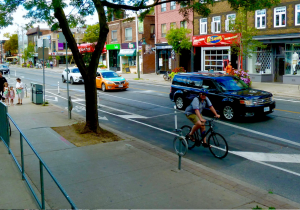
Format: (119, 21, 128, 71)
(96, 69, 129, 91)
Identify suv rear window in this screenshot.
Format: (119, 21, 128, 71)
(187, 77, 203, 88)
(173, 75, 187, 86)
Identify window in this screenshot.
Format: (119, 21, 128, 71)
(125, 28, 132, 41)
(180, 21, 187, 29)
(111, 30, 117, 42)
(296, 4, 300, 26)
(161, 24, 167, 37)
(211, 16, 221, 33)
(274, 7, 286, 27)
(161, 0, 166, 12)
(225, 14, 236, 32)
(170, 22, 177, 29)
(173, 75, 187, 86)
(255, 9, 266, 29)
(188, 77, 203, 88)
(170, 1, 176, 10)
(150, 24, 155, 38)
(200, 18, 207, 34)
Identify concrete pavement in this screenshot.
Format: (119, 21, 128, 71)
(1, 90, 300, 208)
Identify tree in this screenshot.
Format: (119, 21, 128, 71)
(83, 24, 100, 43)
(22, 42, 34, 63)
(3, 33, 18, 55)
(165, 27, 192, 55)
(227, 0, 280, 70)
(0, 0, 278, 133)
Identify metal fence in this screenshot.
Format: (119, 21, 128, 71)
(0, 102, 77, 209)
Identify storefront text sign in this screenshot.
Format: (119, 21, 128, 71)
(106, 43, 120, 50)
(77, 42, 107, 53)
(193, 33, 240, 47)
(58, 43, 64, 50)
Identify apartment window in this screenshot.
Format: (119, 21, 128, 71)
(211, 16, 221, 33)
(255, 9, 266, 29)
(200, 18, 207, 34)
(161, 0, 166, 12)
(161, 24, 167, 37)
(296, 4, 300, 26)
(274, 7, 286, 27)
(180, 21, 187, 28)
(150, 24, 155, 38)
(225, 14, 236, 32)
(170, 1, 176, 10)
(111, 30, 117, 42)
(125, 28, 132, 41)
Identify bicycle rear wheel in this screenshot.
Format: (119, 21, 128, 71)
(208, 133, 228, 159)
(180, 125, 196, 150)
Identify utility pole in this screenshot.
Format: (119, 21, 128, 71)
(135, 12, 140, 79)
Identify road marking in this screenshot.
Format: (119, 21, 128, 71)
(130, 88, 169, 94)
(274, 109, 300, 114)
(72, 97, 85, 102)
(275, 98, 300, 103)
(98, 116, 108, 121)
(129, 81, 170, 88)
(119, 114, 148, 119)
(45, 95, 58, 102)
(230, 151, 300, 163)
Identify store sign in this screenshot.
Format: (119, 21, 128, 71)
(106, 44, 120, 50)
(77, 42, 107, 53)
(58, 43, 64, 50)
(193, 33, 240, 47)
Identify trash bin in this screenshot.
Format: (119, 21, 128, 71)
(31, 83, 43, 104)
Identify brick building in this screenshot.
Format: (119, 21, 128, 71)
(155, 1, 193, 73)
(106, 15, 155, 74)
(193, 0, 300, 84)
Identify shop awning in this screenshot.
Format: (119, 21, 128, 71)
(118, 49, 136, 56)
(77, 42, 107, 54)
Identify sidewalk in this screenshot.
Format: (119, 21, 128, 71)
(12, 64, 299, 99)
(1, 96, 300, 208)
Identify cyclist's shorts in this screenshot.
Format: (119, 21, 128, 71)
(186, 114, 201, 124)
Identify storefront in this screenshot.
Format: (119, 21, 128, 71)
(106, 43, 121, 72)
(192, 33, 239, 72)
(248, 34, 300, 84)
(155, 44, 173, 73)
(119, 42, 140, 73)
(77, 42, 107, 66)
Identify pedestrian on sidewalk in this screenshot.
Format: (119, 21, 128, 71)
(3, 82, 10, 105)
(225, 61, 234, 75)
(50, 60, 53, 69)
(0, 72, 7, 102)
(9, 86, 15, 106)
(16, 78, 24, 105)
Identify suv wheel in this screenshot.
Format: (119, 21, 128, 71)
(222, 105, 235, 120)
(70, 77, 74, 85)
(62, 76, 66, 83)
(175, 96, 185, 110)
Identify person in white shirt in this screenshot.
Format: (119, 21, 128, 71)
(292, 52, 299, 75)
(16, 78, 24, 105)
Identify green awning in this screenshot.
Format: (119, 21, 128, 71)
(118, 49, 136, 57)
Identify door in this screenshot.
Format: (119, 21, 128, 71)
(275, 57, 284, 82)
(203, 79, 222, 111)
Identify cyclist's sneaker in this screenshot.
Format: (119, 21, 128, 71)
(202, 142, 211, 148)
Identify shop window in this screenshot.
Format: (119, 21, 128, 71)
(296, 4, 300, 26)
(161, 0, 166, 12)
(284, 44, 300, 75)
(247, 48, 272, 74)
(170, 22, 177, 29)
(111, 30, 117, 42)
(274, 7, 286, 27)
(161, 24, 167, 37)
(170, 1, 176, 10)
(125, 28, 132, 41)
(211, 16, 221, 33)
(225, 14, 236, 32)
(200, 18, 207, 35)
(180, 21, 187, 29)
(255, 9, 266, 29)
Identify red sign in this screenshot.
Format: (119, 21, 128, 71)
(192, 33, 240, 47)
(77, 42, 107, 53)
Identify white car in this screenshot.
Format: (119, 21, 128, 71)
(62, 67, 84, 84)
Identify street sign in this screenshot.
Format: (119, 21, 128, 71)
(37, 39, 49, 48)
(38, 48, 49, 59)
(58, 32, 66, 43)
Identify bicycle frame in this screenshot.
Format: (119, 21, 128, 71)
(193, 121, 215, 144)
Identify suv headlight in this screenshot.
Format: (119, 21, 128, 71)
(240, 99, 254, 106)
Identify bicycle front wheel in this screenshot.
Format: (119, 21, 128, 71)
(180, 125, 196, 150)
(208, 133, 228, 159)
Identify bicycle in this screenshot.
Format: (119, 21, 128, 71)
(163, 71, 171, 81)
(181, 118, 228, 159)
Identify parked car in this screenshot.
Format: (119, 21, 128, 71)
(0, 64, 10, 74)
(170, 73, 276, 120)
(62, 67, 84, 84)
(96, 69, 129, 91)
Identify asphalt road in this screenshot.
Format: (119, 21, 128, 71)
(6, 66, 300, 204)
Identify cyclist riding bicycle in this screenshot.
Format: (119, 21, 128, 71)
(184, 89, 220, 147)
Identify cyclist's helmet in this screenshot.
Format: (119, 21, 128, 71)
(200, 88, 208, 95)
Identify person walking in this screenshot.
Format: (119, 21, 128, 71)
(9, 86, 15, 106)
(0, 72, 7, 102)
(16, 78, 24, 105)
(225, 61, 234, 75)
(50, 60, 53, 69)
(3, 82, 10, 105)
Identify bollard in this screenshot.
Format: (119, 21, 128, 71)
(58, 81, 60, 95)
(174, 105, 177, 130)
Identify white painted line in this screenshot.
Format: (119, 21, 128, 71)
(72, 97, 85, 102)
(98, 116, 108, 121)
(230, 151, 300, 163)
(128, 80, 170, 88)
(45, 95, 58, 102)
(274, 98, 300, 103)
(119, 114, 148, 119)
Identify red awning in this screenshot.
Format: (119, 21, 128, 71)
(192, 33, 240, 47)
(77, 42, 107, 53)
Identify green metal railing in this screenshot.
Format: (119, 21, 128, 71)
(0, 105, 77, 209)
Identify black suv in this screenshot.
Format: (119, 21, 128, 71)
(169, 73, 276, 120)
